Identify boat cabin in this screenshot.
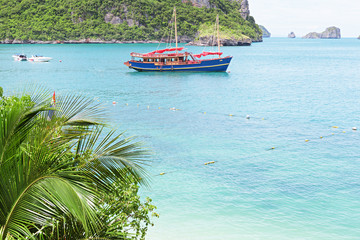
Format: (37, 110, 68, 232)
(130, 51, 196, 66)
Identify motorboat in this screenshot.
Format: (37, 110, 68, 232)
(28, 55, 52, 62)
(12, 54, 27, 61)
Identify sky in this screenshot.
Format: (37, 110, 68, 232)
(250, 0, 360, 37)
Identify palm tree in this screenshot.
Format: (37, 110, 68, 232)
(0, 88, 150, 239)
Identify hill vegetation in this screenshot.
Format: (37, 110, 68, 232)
(0, 0, 262, 42)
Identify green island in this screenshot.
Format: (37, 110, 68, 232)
(0, 0, 262, 44)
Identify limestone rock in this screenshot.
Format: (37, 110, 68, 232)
(12, 39, 24, 44)
(229, 0, 250, 19)
(239, 0, 250, 20)
(303, 32, 321, 39)
(104, 13, 139, 26)
(259, 25, 271, 38)
(288, 32, 296, 38)
(303, 27, 341, 39)
(183, 0, 250, 19)
(357, 35, 360, 39)
(181, 0, 211, 8)
(321, 26, 341, 38)
(178, 35, 192, 43)
(105, 13, 122, 24)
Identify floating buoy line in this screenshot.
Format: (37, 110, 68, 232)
(111, 102, 358, 177)
(113, 102, 267, 121)
(152, 128, 357, 177)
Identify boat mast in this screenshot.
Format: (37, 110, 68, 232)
(174, 7, 178, 53)
(216, 14, 220, 53)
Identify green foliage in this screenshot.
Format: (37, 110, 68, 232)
(198, 23, 250, 40)
(0, 0, 262, 41)
(35, 179, 158, 240)
(0, 88, 156, 239)
(0, 87, 3, 98)
(95, 180, 158, 239)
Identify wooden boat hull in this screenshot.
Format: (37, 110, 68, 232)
(125, 57, 232, 72)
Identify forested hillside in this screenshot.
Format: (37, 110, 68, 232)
(0, 0, 262, 43)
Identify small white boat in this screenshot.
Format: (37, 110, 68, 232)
(28, 55, 52, 62)
(12, 54, 27, 61)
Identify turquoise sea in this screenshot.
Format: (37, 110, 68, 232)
(1, 38, 360, 239)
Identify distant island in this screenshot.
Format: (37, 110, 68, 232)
(0, 0, 263, 46)
(288, 32, 296, 38)
(303, 27, 341, 39)
(259, 25, 271, 38)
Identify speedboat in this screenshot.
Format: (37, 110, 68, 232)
(12, 54, 27, 61)
(28, 55, 52, 62)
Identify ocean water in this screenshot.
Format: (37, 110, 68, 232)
(1, 38, 360, 239)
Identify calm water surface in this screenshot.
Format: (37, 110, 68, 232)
(1, 38, 360, 239)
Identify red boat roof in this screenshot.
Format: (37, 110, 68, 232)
(193, 51, 223, 58)
(130, 47, 185, 58)
(130, 51, 188, 58)
(147, 47, 184, 54)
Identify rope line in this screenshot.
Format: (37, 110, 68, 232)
(152, 129, 356, 177)
(111, 102, 358, 177)
(114, 102, 267, 121)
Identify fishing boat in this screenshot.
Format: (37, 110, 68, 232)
(124, 8, 232, 72)
(12, 54, 27, 61)
(28, 55, 52, 62)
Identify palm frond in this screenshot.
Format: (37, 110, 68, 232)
(76, 127, 151, 189)
(1, 171, 100, 239)
(55, 94, 107, 125)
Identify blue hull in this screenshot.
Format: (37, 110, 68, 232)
(127, 57, 232, 72)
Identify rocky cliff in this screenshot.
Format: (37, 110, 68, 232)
(238, 0, 250, 20)
(303, 27, 341, 39)
(183, 0, 261, 45)
(288, 32, 296, 38)
(259, 25, 271, 38)
(0, 0, 262, 44)
(183, 0, 250, 20)
(181, 0, 212, 8)
(358, 35, 360, 39)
